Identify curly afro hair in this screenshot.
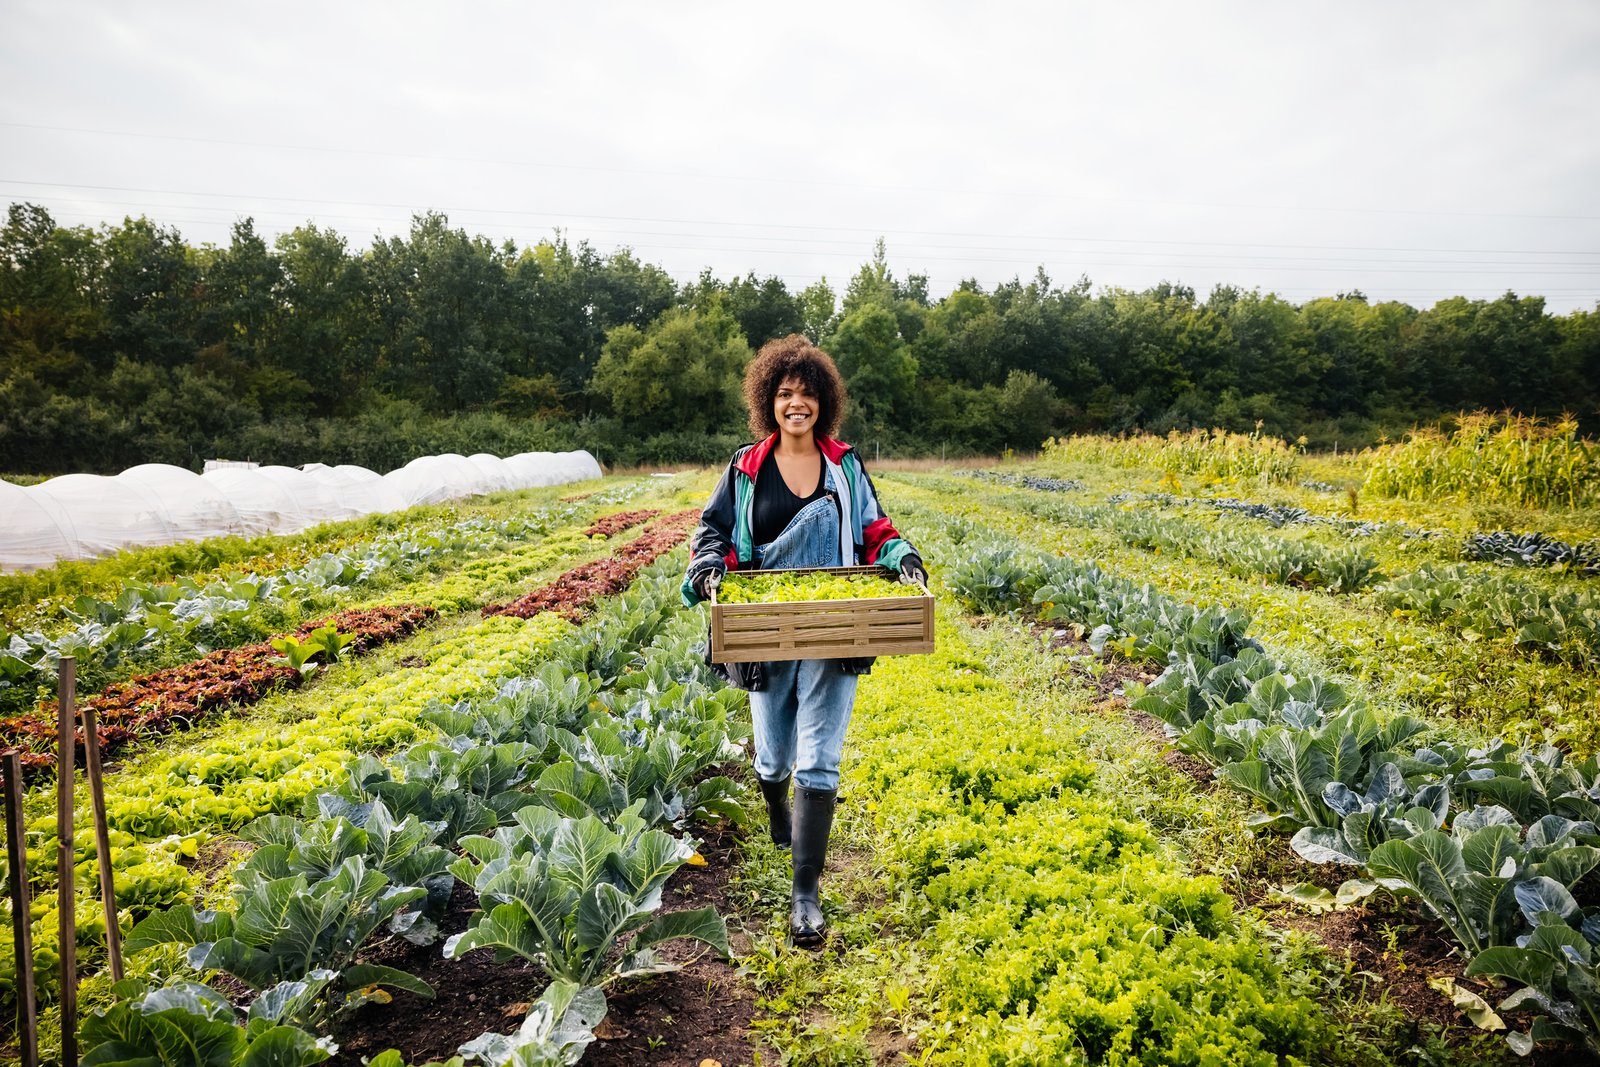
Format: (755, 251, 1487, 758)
(742, 334, 849, 439)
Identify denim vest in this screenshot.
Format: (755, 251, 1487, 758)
(710, 492, 876, 691)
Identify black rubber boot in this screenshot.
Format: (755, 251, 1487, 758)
(789, 784, 837, 947)
(758, 775, 792, 849)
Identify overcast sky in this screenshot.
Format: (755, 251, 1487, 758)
(3, 1, 1598, 312)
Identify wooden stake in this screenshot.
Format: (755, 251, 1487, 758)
(80, 704, 122, 982)
(56, 656, 77, 1067)
(3, 751, 39, 1067)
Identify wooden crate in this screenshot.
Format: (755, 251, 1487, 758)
(709, 565, 935, 663)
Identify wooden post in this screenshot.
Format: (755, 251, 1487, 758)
(80, 704, 122, 982)
(3, 751, 39, 1067)
(56, 657, 77, 1067)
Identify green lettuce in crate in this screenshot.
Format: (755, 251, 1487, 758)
(717, 570, 908, 604)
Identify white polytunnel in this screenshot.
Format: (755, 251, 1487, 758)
(256, 465, 362, 526)
(381, 455, 458, 507)
(26, 474, 177, 561)
(200, 468, 309, 537)
(552, 450, 604, 482)
(467, 453, 518, 493)
(0, 481, 78, 571)
(301, 463, 409, 517)
(118, 464, 246, 543)
(436, 453, 493, 497)
(1, 449, 601, 571)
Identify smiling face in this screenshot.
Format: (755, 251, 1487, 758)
(773, 376, 820, 443)
(743, 334, 848, 440)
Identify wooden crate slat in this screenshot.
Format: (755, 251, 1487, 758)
(710, 565, 935, 663)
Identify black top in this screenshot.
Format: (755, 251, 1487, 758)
(752, 447, 830, 547)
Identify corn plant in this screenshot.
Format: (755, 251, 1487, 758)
(1364, 413, 1599, 510)
(1042, 426, 1303, 484)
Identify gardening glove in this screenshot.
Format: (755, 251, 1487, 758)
(897, 554, 928, 589)
(692, 564, 725, 600)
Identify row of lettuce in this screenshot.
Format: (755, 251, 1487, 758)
(962, 466, 1600, 576)
(938, 514, 1600, 1058)
(0, 486, 657, 720)
(924, 470, 1600, 753)
(36, 560, 744, 1066)
(3, 499, 684, 1055)
(0, 493, 665, 776)
(777, 608, 1355, 1064)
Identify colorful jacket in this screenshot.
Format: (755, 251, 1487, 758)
(680, 433, 917, 608)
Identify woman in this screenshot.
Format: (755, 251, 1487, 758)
(681, 333, 926, 946)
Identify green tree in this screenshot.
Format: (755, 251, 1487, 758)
(799, 279, 837, 342)
(588, 306, 750, 434)
(100, 215, 200, 369)
(273, 224, 376, 415)
(0, 203, 105, 387)
(824, 303, 918, 433)
(995, 370, 1062, 449)
(367, 212, 516, 410)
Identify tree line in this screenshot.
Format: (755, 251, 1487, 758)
(2, 202, 1596, 474)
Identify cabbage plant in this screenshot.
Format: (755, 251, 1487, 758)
(445, 807, 728, 987)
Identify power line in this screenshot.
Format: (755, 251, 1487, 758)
(15, 205, 1599, 301)
(21, 193, 1600, 268)
(6, 120, 1598, 222)
(28, 206, 1600, 279)
(6, 179, 1599, 258)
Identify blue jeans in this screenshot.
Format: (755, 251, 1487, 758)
(749, 497, 858, 792)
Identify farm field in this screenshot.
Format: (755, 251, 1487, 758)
(5, 432, 1600, 1066)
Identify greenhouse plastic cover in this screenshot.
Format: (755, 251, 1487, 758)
(0, 449, 602, 571)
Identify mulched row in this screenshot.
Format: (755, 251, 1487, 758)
(0, 604, 436, 778)
(483, 510, 700, 623)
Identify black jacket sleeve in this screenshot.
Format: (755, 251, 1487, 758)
(682, 453, 741, 606)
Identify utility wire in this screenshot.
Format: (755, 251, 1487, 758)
(6, 120, 1598, 222)
(21, 193, 1600, 267)
(6, 179, 1598, 258)
(29, 206, 1600, 278)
